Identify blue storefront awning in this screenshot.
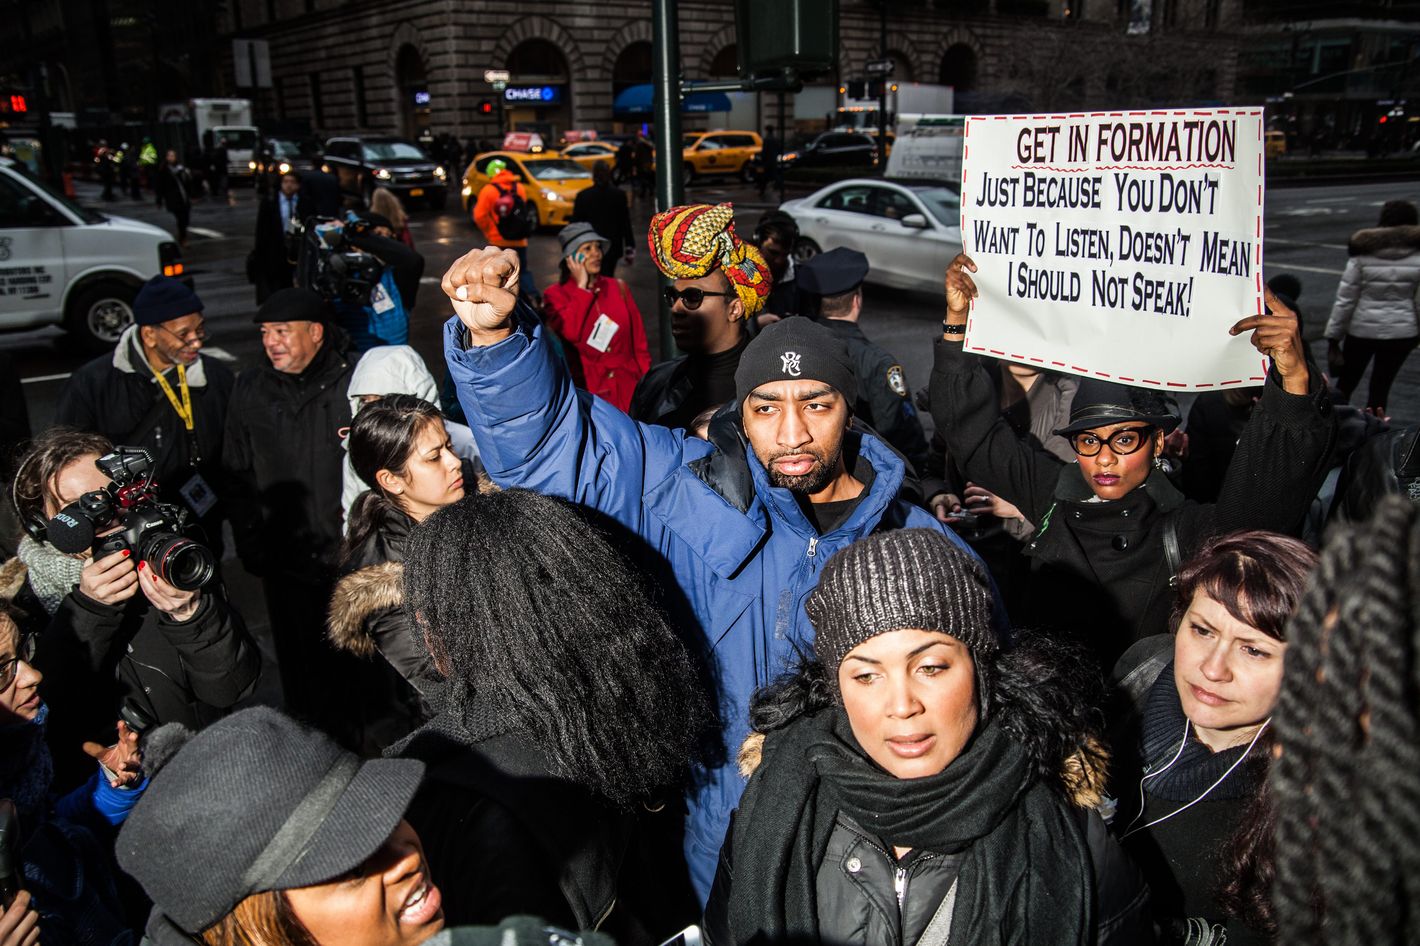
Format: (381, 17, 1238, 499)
(612, 84, 734, 115)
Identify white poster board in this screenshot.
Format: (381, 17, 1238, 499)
(959, 108, 1268, 391)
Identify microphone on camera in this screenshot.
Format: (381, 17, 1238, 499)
(47, 503, 96, 554)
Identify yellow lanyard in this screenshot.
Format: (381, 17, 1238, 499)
(150, 362, 195, 431)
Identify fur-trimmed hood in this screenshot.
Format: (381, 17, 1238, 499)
(326, 560, 403, 657)
(1349, 224, 1420, 259)
(0, 557, 27, 602)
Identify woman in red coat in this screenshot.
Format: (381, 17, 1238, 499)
(542, 222, 650, 412)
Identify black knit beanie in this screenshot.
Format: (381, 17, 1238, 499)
(734, 316, 858, 406)
(806, 529, 998, 687)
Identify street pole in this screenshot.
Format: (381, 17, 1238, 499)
(652, 0, 684, 360)
(877, 1, 888, 169)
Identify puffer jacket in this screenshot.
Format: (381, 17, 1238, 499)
(32, 579, 260, 791)
(327, 510, 441, 699)
(1324, 224, 1420, 341)
(445, 307, 982, 900)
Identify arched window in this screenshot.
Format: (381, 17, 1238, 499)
(939, 44, 977, 92)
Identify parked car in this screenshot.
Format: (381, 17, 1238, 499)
(561, 141, 618, 173)
(461, 152, 593, 231)
(251, 136, 322, 195)
(681, 130, 761, 182)
(322, 135, 448, 209)
(779, 178, 962, 293)
(0, 156, 185, 351)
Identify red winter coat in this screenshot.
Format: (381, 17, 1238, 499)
(542, 275, 650, 412)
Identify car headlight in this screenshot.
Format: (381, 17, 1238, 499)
(462, 184, 473, 198)
(434, 166, 447, 180)
(248, 160, 257, 170)
(278, 162, 291, 174)
(542, 189, 559, 202)
(781, 152, 799, 163)
(374, 168, 392, 180)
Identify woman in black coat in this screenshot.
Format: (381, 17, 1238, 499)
(391, 488, 712, 945)
(11, 428, 260, 791)
(931, 254, 1335, 668)
(704, 528, 1150, 946)
(1111, 530, 1316, 945)
(327, 395, 469, 746)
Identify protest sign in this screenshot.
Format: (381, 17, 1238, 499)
(959, 108, 1268, 391)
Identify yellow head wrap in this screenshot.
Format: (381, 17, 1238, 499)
(647, 203, 772, 318)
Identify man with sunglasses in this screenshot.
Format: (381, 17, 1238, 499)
(438, 215, 987, 903)
(629, 203, 768, 429)
(930, 252, 1337, 670)
(55, 275, 234, 548)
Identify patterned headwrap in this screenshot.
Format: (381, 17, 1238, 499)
(647, 203, 772, 318)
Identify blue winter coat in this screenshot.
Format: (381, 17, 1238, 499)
(445, 309, 979, 899)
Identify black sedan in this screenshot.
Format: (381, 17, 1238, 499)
(321, 135, 449, 209)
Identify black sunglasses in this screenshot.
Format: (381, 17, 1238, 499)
(662, 286, 733, 310)
(1067, 425, 1156, 458)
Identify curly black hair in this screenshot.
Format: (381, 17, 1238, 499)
(403, 488, 713, 807)
(1271, 496, 1420, 944)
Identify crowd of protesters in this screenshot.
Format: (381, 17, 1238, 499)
(1, 125, 1419, 946)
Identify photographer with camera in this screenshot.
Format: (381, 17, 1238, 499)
(297, 212, 425, 354)
(55, 276, 234, 556)
(8, 428, 259, 792)
(223, 287, 361, 741)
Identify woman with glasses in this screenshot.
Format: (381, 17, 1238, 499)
(542, 222, 650, 413)
(0, 601, 146, 944)
(929, 253, 1335, 668)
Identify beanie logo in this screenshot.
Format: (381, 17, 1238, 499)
(780, 351, 802, 377)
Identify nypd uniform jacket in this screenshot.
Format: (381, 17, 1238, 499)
(820, 317, 929, 474)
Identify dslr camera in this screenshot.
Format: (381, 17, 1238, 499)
(292, 211, 384, 306)
(47, 447, 215, 591)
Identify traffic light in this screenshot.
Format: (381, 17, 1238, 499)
(479, 99, 494, 115)
(5, 95, 25, 114)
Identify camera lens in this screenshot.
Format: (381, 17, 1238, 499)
(145, 536, 215, 591)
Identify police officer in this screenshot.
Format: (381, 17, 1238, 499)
(799, 247, 929, 474)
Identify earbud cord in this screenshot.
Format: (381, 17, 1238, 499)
(1121, 717, 1269, 840)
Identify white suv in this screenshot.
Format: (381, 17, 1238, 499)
(0, 157, 184, 351)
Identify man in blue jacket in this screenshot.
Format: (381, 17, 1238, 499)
(441, 228, 980, 900)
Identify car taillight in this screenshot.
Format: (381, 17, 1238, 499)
(159, 241, 183, 277)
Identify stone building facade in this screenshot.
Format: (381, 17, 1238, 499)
(224, 0, 1244, 143)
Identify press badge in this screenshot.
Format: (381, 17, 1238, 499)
(586, 314, 619, 353)
(370, 281, 395, 314)
(179, 473, 218, 518)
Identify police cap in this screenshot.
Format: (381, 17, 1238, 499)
(797, 247, 870, 297)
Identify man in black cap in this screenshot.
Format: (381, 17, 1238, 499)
(55, 276, 234, 546)
(223, 288, 358, 734)
(440, 244, 987, 897)
(799, 247, 929, 474)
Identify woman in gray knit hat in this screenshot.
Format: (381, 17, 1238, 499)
(702, 528, 1151, 946)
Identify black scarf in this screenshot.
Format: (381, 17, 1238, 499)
(724, 708, 1094, 946)
(1140, 663, 1261, 803)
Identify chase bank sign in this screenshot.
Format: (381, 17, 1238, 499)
(503, 85, 564, 106)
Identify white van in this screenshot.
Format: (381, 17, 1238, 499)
(0, 156, 184, 351)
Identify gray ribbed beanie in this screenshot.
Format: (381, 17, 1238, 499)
(806, 529, 997, 682)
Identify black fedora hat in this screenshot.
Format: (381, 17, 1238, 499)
(1053, 378, 1180, 437)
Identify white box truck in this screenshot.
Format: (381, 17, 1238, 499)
(188, 98, 260, 177)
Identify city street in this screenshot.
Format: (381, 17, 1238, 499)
(11, 175, 1416, 433)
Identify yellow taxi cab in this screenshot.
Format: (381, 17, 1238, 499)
(562, 140, 618, 172)
(461, 150, 594, 230)
(681, 130, 762, 182)
(1264, 130, 1287, 159)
